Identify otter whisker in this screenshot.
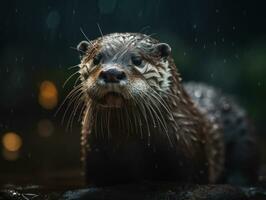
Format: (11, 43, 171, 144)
(107, 108, 111, 140)
(140, 92, 157, 129)
(74, 75, 82, 87)
(128, 92, 140, 136)
(78, 101, 87, 122)
(91, 105, 98, 139)
(125, 105, 133, 137)
(71, 93, 85, 126)
(63, 70, 80, 88)
(70, 46, 86, 54)
(100, 107, 104, 140)
(66, 92, 85, 131)
(135, 96, 151, 145)
(61, 87, 84, 125)
(151, 90, 179, 130)
(144, 92, 173, 146)
(97, 23, 104, 38)
(67, 64, 81, 70)
(149, 89, 174, 120)
(80, 27, 94, 46)
(55, 84, 83, 117)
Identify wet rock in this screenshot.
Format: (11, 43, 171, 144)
(1, 183, 262, 200)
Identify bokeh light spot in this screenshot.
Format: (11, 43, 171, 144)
(2, 132, 22, 152)
(2, 149, 19, 161)
(38, 80, 58, 110)
(37, 119, 54, 137)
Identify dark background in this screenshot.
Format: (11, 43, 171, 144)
(0, 0, 265, 185)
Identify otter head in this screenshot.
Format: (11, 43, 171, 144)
(78, 33, 172, 108)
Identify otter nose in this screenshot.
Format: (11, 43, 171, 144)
(99, 68, 126, 83)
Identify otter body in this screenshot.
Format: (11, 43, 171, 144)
(75, 33, 258, 186)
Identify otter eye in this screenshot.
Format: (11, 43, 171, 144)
(131, 56, 142, 67)
(93, 53, 102, 65)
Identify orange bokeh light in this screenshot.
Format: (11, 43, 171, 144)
(2, 132, 22, 152)
(38, 80, 58, 110)
(37, 119, 54, 137)
(2, 149, 19, 161)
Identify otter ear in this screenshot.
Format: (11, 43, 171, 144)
(153, 43, 171, 58)
(77, 41, 90, 58)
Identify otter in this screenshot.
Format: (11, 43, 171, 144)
(74, 33, 258, 186)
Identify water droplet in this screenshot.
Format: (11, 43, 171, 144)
(193, 24, 197, 29)
(194, 37, 198, 43)
(215, 9, 220, 13)
(194, 90, 202, 98)
(223, 59, 227, 63)
(46, 10, 61, 29)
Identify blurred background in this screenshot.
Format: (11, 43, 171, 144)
(0, 0, 265, 186)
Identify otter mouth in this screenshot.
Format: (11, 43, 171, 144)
(98, 92, 125, 108)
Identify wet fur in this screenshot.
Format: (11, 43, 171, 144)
(64, 33, 257, 186)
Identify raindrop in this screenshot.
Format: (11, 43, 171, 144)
(258, 82, 261, 87)
(221, 38, 225, 43)
(72, 9, 76, 15)
(183, 52, 187, 56)
(194, 37, 198, 43)
(46, 11, 61, 29)
(223, 59, 227, 63)
(98, 0, 117, 14)
(232, 26, 236, 31)
(138, 10, 143, 18)
(214, 41, 217, 46)
(193, 24, 197, 29)
(215, 9, 220, 13)
(194, 90, 202, 98)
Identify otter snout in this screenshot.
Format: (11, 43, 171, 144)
(98, 68, 127, 84)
